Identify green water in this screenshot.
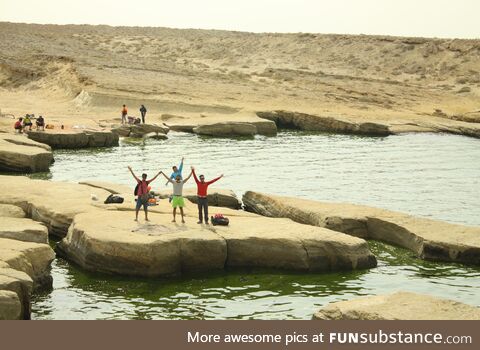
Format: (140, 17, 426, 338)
(25, 131, 480, 319)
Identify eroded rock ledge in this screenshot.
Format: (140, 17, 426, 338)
(257, 111, 392, 136)
(243, 191, 480, 265)
(0, 134, 53, 172)
(27, 129, 119, 149)
(312, 292, 480, 320)
(56, 210, 376, 277)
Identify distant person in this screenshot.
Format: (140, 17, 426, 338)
(14, 118, 23, 133)
(140, 105, 147, 124)
(161, 170, 193, 223)
(121, 104, 128, 124)
(36, 115, 45, 131)
(127, 166, 161, 221)
(23, 114, 33, 131)
(191, 167, 223, 225)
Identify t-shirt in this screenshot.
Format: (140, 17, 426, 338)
(122, 107, 128, 115)
(23, 117, 31, 124)
(193, 171, 221, 197)
(14, 121, 22, 129)
(136, 179, 151, 196)
(171, 180, 185, 196)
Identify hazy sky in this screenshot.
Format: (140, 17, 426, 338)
(1, 0, 479, 38)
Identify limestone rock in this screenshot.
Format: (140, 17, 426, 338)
(27, 129, 119, 149)
(56, 210, 376, 277)
(0, 238, 54, 290)
(0, 204, 25, 218)
(0, 218, 49, 243)
(114, 123, 170, 138)
(0, 133, 53, 172)
(257, 110, 392, 136)
(0, 290, 22, 320)
(313, 292, 480, 320)
(155, 188, 242, 209)
(243, 191, 480, 265)
(193, 122, 257, 137)
(78, 180, 131, 195)
(0, 266, 33, 319)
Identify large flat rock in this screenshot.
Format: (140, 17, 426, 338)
(0, 217, 49, 243)
(0, 238, 54, 290)
(313, 292, 480, 320)
(0, 175, 112, 238)
(0, 133, 53, 172)
(0, 204, 25, 218)
(111, 123, 169, 138)
(243, 191, 480, 265)
(156, 187, 242, 209)
(57, 210, 376, 277)
(27, 128, 119, 149)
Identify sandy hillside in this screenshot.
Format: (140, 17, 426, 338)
(0, 22, 479, 131)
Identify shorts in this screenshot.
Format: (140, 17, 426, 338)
(171, 196, 185, 208)
(135, 196, 149, 210)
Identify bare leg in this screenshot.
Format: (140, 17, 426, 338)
(172, 207, 177, 222)
(135, 208, 139, 221)
(180, 207, 185, 223)
(144, 207, 149, 221)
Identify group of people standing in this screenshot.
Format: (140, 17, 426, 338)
(128, 158, 223, 224)
(121, 104, 147, 124)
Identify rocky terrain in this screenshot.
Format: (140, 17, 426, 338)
(0, 22, 479, 137)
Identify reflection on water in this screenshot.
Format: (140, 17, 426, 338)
(25, 131, 480, 319)
(32, 242, 480, 320)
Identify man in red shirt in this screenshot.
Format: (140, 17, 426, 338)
(128, 166, 161, 221)
(191, 166, 223, 225)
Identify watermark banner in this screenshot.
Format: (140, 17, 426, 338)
(0, 320, 477, 350)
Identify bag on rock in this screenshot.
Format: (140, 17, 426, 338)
(211, 214, 229, 226)
(104, 194, 125, 204)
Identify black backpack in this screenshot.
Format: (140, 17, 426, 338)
(104, 194, 124, 204)
(211, 215, 229, 226)
(134, 183, 139, 195)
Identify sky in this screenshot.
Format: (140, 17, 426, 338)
(1, 0, 479, 39)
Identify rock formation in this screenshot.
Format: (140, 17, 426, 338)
(27, 129, 119, 149)
(0, 133, 53, 172)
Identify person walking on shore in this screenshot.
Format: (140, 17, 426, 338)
(128, 166, 161, 222)
(191, 166, 223, 225)
(140, 104, 147, 124)
(121, 104, 128, 124)
(161, 170, 193, 223)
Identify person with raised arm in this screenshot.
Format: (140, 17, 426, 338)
(127, 166, 161, 222)
(191, 166, 224, 225)
(165, 157, 184, 186)
(160, 169, 193, 223)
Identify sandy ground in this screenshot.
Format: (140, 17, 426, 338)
(0, 22, 479, 132)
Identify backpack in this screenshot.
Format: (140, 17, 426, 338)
(211, 214, 229, 226)
(134, 183, 139, 195)
(104, 194, 124, 204)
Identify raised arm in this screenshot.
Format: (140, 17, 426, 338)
(206, 174, 224, 185)
(183, 170, 193, 183)
(148, 170, 162, 183)
(191, 167, 200, 184)
(127, 166, 140, 182)
(178, 157, 184, 173)
(160, 171, 173, 183)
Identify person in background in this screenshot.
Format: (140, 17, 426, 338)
(23, 114, 33, 131)
(14, 117, 23, 133)
(191, 166, 224, 225)
(36, 115, 45, 131)
(127, 166, 161, 222)
(140, 104, 147, 124)
(160, 170, 193, 223)
(121, 104, 128, 124)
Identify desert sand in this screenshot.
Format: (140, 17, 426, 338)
(0, 22, 479, 136)
(0, 22, 480, 132)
